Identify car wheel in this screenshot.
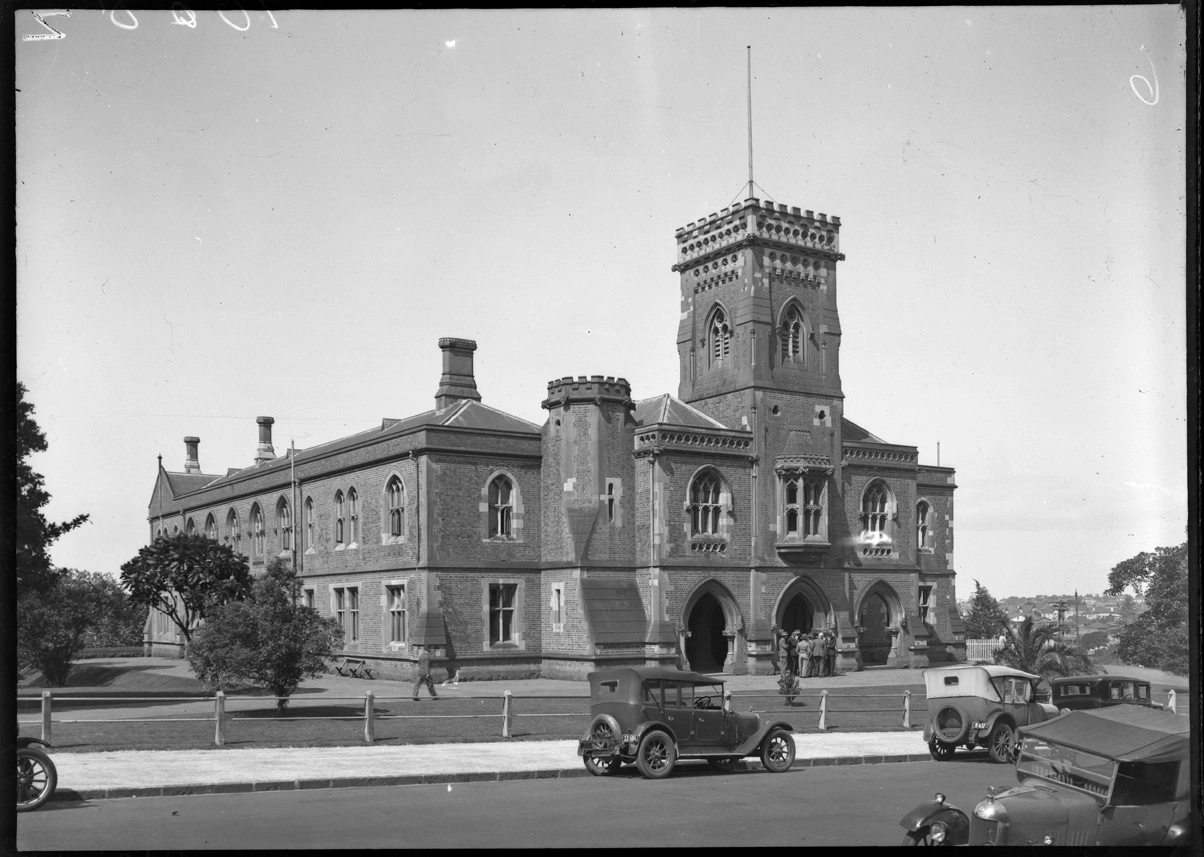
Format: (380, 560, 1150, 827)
(582, 717, 622, 776)
(928, 740, 956, 762)
(760, 729, 795, 773)
(16, 748, 57, 813)
(901, 826, 945, 846)
(987, 722, 1015, 764)
(635, 732, 677, 780)
(707, 756, 739, 772)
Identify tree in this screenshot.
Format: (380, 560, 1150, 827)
(963, 580, 1011, 639)
(187, 559, 343, 712)
(17, 570, 118, 685)
(16, 383, 89, 595)
(119, 533, 252, 644)
(1106, 542, 1188, 675)
(76, 571, 147, 647)
(993, 615, 1097, 680)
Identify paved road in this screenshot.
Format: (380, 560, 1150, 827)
(17, 757, 1013, 850)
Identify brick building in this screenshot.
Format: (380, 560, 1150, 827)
(143, 195, 967, 679)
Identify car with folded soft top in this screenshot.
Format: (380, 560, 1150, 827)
(1050, 674, 1163, 712)
(899, 704, 1191, 846)
(576, 666, 795, 779)
(922, 664, 1059, 763)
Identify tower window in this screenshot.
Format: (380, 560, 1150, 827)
(709, 308, 731, 366)
(689, 471, 724, 536)
(782, 474, 827, 542)
(860, 481, 895, 557)
(781, 305, 804, 362)
(489, 475, 514, 538)
(387, 476, 406, 540)
(917, 501, 934, 552)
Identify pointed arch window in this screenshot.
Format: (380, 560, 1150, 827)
(226, 509, 241, 553)
(781, 305, 804, 362)
(347, 488, 360, 547)
(304, 497, 315, 552)
(334, 491, 345, 546)
(251, 504, 265, 557)
(386, 476, 406, 540)
(860, 481, 895, 558)
(916, 500, 934, 552)
(185, 518, 196, 536)
(277, 498, 292, 553)
(779, 471, 828, 547)
(205, 513, 217, 541)
(709, 308, 731, 366)
(689, 471, 723, 537)
(489, 475, 514, 538)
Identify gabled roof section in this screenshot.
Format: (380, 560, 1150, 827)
(841, 416, 887, 444)
(164, 471, 223, 496)
(438, 400, 541, 433)
(633, 394, 730, 430)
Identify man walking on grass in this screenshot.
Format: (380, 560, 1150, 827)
(412, 645, 438, 700)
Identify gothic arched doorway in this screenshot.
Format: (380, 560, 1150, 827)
(685, 592, 729, 673)
(858, 586, 898, 666)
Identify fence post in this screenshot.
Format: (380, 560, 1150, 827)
(364, 691, 376, 744)
(502, 691, 513, 738)
(818, 690, 829, 731)
(1167, 689, 1177, 714)
(903, 689, 911, 729)
(214, 691, 226, 747)
(40, 688, 51, 741)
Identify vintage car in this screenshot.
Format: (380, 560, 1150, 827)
(576, 666, 796, 779)
(1050, 674, 1163, 712)
(922, 665, 1059, 763)
(899, 704, 1191, 846)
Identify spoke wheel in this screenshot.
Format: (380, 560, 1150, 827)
(988, 722, 1015, 764)
(760, 728, 795, 773)
(16, 749, 57, 813)
(583, 719, 622, 776)
(635, 732, 677, 780)
(707, 756, 739, 772)
(928, 740, 956, 762)
(902, 826, 942, 846)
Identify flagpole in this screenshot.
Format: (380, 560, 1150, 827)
(747, 46, 754, 199)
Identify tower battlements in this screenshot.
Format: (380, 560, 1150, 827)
(673, 198, 843, 272)
(541, 375, 634, 410)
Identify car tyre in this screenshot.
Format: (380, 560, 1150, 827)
(928, 740, 956, 762)
(582, 716, 623, 777)
(16, 748, 57, 813)
(987, 721, 1015, 764)
(901, 826, 945, 846)
(635, 731, 677, 780)
(760, 728, 795, 773)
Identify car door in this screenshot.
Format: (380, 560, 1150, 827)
(691, 684, 728, 744)
(659, 681, 694, 745)
(1095, 761, 1182, 845)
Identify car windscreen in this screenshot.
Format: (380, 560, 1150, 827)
(1016, 736, 1117, 801)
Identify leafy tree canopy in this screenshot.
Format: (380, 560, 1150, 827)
(17, 570, 122, 686)
(187, 559, 343, 711)
(16, 383, 89, 594)
(964, 580, 1012, 639)
(119, 533, 252, 643)
(1106, 542, 1188, 675)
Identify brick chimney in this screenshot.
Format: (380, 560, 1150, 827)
(255, 417, 276, 464)
(434, 338, 482, 410)
(183, 436, 201, 474)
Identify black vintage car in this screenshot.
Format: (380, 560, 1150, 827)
(900, 704, 1192, 846)
(1050, 674, 1163, 712)
(576, 666, 795, 779)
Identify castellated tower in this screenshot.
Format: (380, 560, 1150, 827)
(540, 375, 637, 565)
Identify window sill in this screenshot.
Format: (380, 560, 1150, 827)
(484, 536, 519, 543)
(774, 538, 830, 556)
(381, 535, 407, 546)
(346, 542, 359, 551)
(305, 547, 316, 556)
(335, 544, 346, 552)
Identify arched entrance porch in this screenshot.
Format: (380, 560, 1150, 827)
(856, 582, 903, 667)
(773, 578, 833, 637)
(681, 581, 741, 674)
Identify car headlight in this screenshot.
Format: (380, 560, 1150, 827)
(931, 822, 947, 844)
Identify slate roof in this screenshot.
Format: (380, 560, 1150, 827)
(171, 400, 540, 498)
(164, 471, 224, 495)
(841, 416, 887, 444)
(633, 394, 731, 430)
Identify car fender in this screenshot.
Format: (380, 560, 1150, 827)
(631, 720, 677, 748)
(16, 737, 52, 750)
(899, 800, 970, 845)
(731, 720, 794, 757)
(578, 712, 624, 746)
(979, 711, 1015, 739)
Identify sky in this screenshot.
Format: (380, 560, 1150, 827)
(16, 7, 1188, 599)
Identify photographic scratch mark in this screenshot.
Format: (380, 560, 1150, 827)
(100, 277, 110, 294)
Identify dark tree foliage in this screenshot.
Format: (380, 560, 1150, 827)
(1106, 542, 1188, 675)
(993, 614, 1098, 680)
(16, 383, 89, 595)
(120, 533, 252, 643)
(964, 580, 1012, 639)
(77, 570, 147, 647)
(17, 570, 125, 685)
(187, 559, 343, 712)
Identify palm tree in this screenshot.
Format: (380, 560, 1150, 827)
(993, 615, 1098, 679)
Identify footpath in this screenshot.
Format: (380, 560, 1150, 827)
(26, 658, 1188, 804)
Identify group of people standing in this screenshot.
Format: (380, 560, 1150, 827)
(772, 625, 838, 679)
